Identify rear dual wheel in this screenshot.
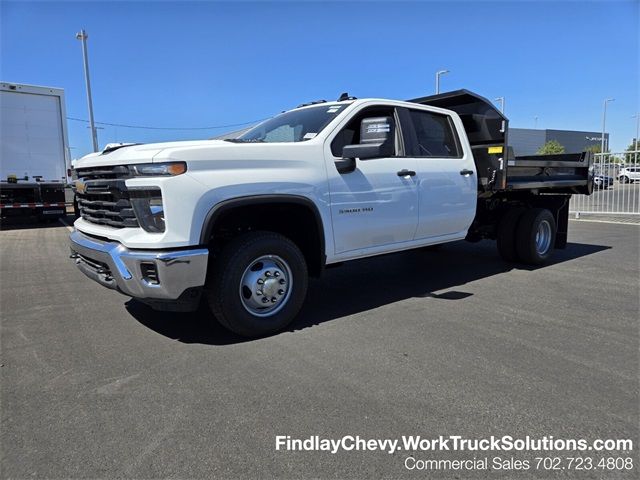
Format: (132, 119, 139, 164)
(496, 208, 525, 262)
(497, 208, 556, 265)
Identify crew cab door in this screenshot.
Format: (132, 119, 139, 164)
(401, 107, 477, 239)
(324, 105, 419, 254)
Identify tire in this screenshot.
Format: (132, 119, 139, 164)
(73, 195, 81, 218)
(206, 231, 308, 337)
(621, 176, 630, 184)
(496, 208, 525, 263)
(515, 208, 556, 265)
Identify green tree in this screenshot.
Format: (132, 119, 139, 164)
(537, 140, 565, 155)
(624, 140, 639, 165)
(583, 144, 623, 163)
(584, 144, 604, 154)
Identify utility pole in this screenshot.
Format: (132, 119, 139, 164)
(495, 97, 505, 114)
(632, 114, 639, 164)
(601, 98, 614, 154)
(76, 29, 99, 152)
(435, 70, 449, 94)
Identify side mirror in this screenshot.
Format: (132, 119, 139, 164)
(336, 141, 392, 174)
(334, 115, 395, 174)
(334, 157, 356, 174)
(342, 142, 391, 160)
(343, 116, 395, 161)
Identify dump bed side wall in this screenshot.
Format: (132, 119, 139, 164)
(506, 152, 594, 195)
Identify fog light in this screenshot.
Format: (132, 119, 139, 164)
(140, 262, 159, 285)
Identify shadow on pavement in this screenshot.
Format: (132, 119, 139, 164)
(126, 299, 250, 346)
(126, 240, 610, 345)
(0, 214, 75, 231)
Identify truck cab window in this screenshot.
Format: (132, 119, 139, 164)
(409, 110, 461, 158)
(331, 106, 399, 157)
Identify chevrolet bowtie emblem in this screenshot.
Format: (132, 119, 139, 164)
(75, 180, 86, 194)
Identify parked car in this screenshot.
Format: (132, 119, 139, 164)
(618, 166, 640, 183)
(594, 174, 614, 189)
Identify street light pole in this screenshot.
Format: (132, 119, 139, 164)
(633, 114, 640, 165)
(435, 70, 449, 94)
(534, 116, 538, 129)
(76, 29, 99, 152)
(495, 97, 505, 114)
(601, 98, 614, 154)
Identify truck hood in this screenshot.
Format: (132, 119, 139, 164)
(74, 139, 221, 168)
(73, 139, 323, 171)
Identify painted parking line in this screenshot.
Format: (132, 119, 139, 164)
(59, 217, 74, 232)
(569, 218, 640, 226)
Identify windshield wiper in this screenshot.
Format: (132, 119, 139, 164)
(224, 138, 265, 143)
(100, 142, 142, 154)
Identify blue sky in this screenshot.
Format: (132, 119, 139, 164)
(1, 0, 638, 157)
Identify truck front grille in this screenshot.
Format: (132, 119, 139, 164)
(75, 166, 139, 228)
(75, 165, 131, 181)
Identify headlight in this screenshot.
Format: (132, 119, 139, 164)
(129, 188, 165, 233)
(130, 162, 187, 177)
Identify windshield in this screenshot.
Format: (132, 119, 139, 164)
(234, 103, 350, 143)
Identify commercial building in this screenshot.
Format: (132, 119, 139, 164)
(509, 128, 609, 156)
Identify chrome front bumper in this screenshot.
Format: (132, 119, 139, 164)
(69, 230, 208, 301)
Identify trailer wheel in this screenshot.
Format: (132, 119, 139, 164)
(496, 208, 525, 262)
(515, 208, 556, 265)
(206, 231, 308, 338)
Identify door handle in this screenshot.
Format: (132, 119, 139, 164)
(460, 169, 474, 176)
(397, 169, 416, 177)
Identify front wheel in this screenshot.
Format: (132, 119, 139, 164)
(206, 231, 308, 337)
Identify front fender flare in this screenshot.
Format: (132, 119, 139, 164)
(199, 194, 326, 269)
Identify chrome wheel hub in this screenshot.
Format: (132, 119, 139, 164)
(535, 220, 552, 255)
(239, 255, 292, 317)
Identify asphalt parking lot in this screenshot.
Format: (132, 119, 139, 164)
(1, 218, 638, 479)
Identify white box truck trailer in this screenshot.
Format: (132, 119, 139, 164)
(0, 82, 70, 221)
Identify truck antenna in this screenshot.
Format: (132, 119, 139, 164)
(337, 92, 357, 101)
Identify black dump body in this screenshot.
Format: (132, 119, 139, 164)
(409, 89, 593, 196)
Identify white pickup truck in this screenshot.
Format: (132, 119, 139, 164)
(70, 90, 593, 337)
